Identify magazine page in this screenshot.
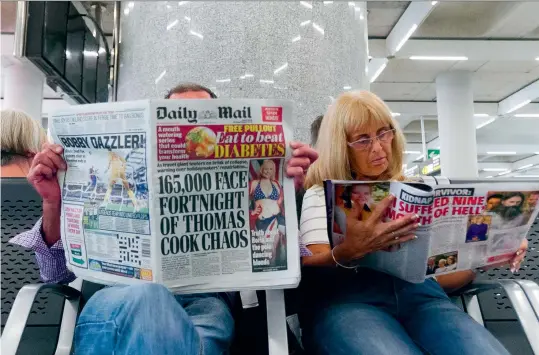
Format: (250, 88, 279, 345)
(150, 99, 299, 292)
(48, 101, 155, 286)
(427, 182, 539, 277)
(327, 181, 433, 283)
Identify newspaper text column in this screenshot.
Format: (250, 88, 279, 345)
(3, 63, 45, 124)
(435, 71, 479, 178)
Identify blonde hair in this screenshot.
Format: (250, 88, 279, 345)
(1, 110, 47, 165)
(260, 159, 276, 179)
(305, 91, 405, 189)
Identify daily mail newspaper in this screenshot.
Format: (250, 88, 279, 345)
(324, 179, 539, 283)
(48, 99, 299, 293)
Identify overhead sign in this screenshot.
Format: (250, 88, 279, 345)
(421, 155, 441, 175)
(427, 149, 440, 159)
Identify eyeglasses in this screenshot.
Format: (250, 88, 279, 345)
(347, 128, 395, 151)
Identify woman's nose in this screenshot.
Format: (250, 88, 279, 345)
(371, 138, 383, 152)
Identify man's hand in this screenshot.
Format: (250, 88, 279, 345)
(286, 141, 318, 190)
(27, 144, 66, 204)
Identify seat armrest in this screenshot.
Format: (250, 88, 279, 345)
(451, 280, 501, 297)
(2, 283, 82, 355)
(55, 278, 84, 355)
(513, 280, 539, 320)
(266, 289, 288, 355)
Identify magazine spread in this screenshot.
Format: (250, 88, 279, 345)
(48, 99, 299, 293)
(324, 179, 539, 283)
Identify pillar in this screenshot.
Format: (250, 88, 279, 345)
(435, 71, 478, 178)
(117, 1, 369, 143)
(3, 63, 45, 124)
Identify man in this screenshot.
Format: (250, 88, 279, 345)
(11, 82, 318, 355)
(526, 191, 539, 211)
(491, 192, 526, 229)
(485, 194, 503, 212)
(426, 257, 436, 275)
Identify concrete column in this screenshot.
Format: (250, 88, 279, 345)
(117, 1, 369, 143)
(435, 71, 478, 178)
(3, 63, 45, 124)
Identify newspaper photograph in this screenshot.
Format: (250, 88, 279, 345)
(324, 179, 539, 283)
(48, 99, 299, 292)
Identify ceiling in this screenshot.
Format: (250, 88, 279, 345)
(366, 1, 539, 178)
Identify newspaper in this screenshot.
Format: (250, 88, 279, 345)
(48, 99, 299, 293)
(324, 179, 539, 283)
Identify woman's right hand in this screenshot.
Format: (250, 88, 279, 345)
(251, 204, 263, 217)
(334, 194, 419, 263)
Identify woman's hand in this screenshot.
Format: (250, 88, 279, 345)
(251, 204, 263, 217)
(509, 238, 528, 273)
(333, 194, 419, 263)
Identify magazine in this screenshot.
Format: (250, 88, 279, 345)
(324, 178, 539, 283)
(48, 99, 299, 293)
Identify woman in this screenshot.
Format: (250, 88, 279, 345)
(466, 216, 488, 242)
(298, 91, 527, 355)
(250, 159, 285, 265)
(1, 110, 47, 177)
(446, 255, 457, 271)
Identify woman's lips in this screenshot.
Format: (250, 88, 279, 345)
(371, 157, 387, 166)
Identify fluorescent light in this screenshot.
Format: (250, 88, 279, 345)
(395, 24, 417, 52)
(497, 170, 512, 176)
(410, 56, 468, 61)
(260, 79, 274, 84)
(291, 35, 301, 42)
(348, 2, 355, 6)
(474, 113, 489, 117)
(300, 20, 311, 26)
(507, 99, 532, 113)
(312, 22, 324, 35)
(167, 19, 179, 30)
(178, 1, 189, 5)
(514, 113, 539, 118)
(360, 13, 365, 20)
(485, 176, 493, 179)
(355, 7, 361, 12)
(476, 118, 495, 129)
(155, 70, 167, 84)
(482, 168, 511, 172)
(517, 164, 534, 170)
(431, 1, 438, 5)
(391, 112, 401, 117)
(416, 154, 425, 160)
(274, 63, 288, 75)
(189, 30, 203, 39)
(123, 8, 130, 15)
(370, 62, 387, 83)
(343, 86, 352, 90)
(244, 73, 253, 78)
(404, 151, 421, 154)
(514, 175, 539, 178)
(216, 78, 231, 83)
(323, 1, 333, 4)
(300, 1, 313, 9)
(184, 16, 191, 21)
(128, 2, 135, 9)
(487, 151, 517, 155)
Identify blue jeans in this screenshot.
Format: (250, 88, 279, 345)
(300, 268, 510, 355)
(73, 284, 234, 355)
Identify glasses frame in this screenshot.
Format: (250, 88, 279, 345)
(347, 128, 396, 151)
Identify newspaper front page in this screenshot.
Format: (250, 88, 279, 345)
(49, 99, 299, 292)
(325, 180, 539, 283)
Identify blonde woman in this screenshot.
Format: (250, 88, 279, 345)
(298, 91, 526, 355)
(1, 110, 47, 177)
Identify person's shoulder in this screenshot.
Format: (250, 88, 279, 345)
(305, 185, 325, 198)
(302, 185, 326, 210)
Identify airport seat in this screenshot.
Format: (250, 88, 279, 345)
(2, 176, 539, 354)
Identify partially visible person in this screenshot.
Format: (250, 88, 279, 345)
(435, 259, 448, 274)
(466, 216, 489, 242)
(11, 82, 318, 355)
(485, 194, 503, 212)
(446, 255, 457, 271)
(298, 90, 520, 355)
(1, 110, 47, 177)
(526, 191, 539, 211)
(311, 115, 324, 146)
(491, 192, 526, 229)
(426, 257, 436, 275)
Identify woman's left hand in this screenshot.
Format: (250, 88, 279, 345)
(509, 238, 528, 273)
(286, 142, 318, 190)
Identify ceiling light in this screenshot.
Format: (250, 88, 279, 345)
(155, 70, 167, 84)
(514, 113, 539, 118)
(343, 85, 351, 90)
(123, 8, 130, 15)
(431, 1, 438, 5)
(216, 78, 231, 83)
(476, 118, 495, 129)
(291, 35, 301, 43)
(487, 151, 517, 155)
(482, 168, 510, 172)
(312, 22, 324, 35)
(514, 175, 539, 178)
(485, 176, 493, 178)
(167, 19, 179, 30)
(497, 170, 512, 176)
(410, 56, 468, 61)
(395, 24, 417, 52)
(244, 73, 253, 78)
(348, 2, 355, 6)
(404, 151, 421, 154)
(416, 154, 425, 160)
(260, 79, 274, 84)
(128, 2, 135, 9)
(178, 1, 189, 5)
(392, 112, 401, 117)
(274, 63, 288, 75)
(355, 7, 361, 12)
(517, 164, 534, 170)
(360, 14, 365, 20)
(323, 1, 333, 4)
(300, 1, 313, 9)
(474, 113, 489, 117)
(189, 30, 203, 39)
(507, 99, 532, 113)
(300, 20, 311, 26)
(370, 63, 387, 83)
(184, 16, 191, 21)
